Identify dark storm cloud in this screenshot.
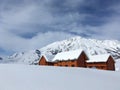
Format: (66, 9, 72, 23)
(0, 0, 118, 35)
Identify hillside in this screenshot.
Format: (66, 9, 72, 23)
(0, 64, 119, 90)
(1, 36, 120, 66)
(41, 36, 120, 59)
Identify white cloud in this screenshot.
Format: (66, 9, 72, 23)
(0, 0, 120, 55)
(29, 32, 75, 49)
(88, 15, 120, 40)
(0, 30, 74, 53)
(65, 0, 84, 8)
(0, 1, 78, 55)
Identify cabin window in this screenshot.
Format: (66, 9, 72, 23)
(71, 60, 74, 62)
(65, 65, 68, 67)
(100, 66, 105, 69)
(71, 65, 75, 67)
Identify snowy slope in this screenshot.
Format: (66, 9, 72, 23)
(2, 36, 120, 65)
(0, 64, 120, 90)
(41, 36, 120, 59)
(2, 50, 40, 64)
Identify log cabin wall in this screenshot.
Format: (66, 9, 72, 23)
(86, 62, 107, 70)
(39, 56, 47, 65)
(106, 56, 115, 71)
(47, 62, 54, 66)
(53, 60, 77, 67)
(77, 51, 88, 67)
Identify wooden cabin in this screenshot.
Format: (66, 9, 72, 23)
(38, 56, 54, 66)
(86, 54, 115, 71)
(39, 49, 88, 68)
(52, 49, 88, 67)
(38, 56, 48, 65)
(38, 49, 115, 71)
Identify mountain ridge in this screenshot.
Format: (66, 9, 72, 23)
(1, 36, 120, 64)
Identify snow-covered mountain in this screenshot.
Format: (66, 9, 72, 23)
(2, 36, 120, 65)
(41, 36, 120, 60)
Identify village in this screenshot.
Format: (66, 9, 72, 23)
(38, 49, 115, 71)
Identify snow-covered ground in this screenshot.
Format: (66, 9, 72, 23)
(115, 59, 120, 71)
(0, 64, 120, 90)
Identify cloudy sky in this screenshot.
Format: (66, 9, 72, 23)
(0, 0, 120, 56)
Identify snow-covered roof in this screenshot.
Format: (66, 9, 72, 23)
(87, 54, 111, 63)
(52, 49, 83, 62)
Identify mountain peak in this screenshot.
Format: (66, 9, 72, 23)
(1, 36, 120, 64)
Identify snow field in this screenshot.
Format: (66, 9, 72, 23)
(0, 64, 119, 90)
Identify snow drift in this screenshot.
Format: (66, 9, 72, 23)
(0, 64, 119, 90)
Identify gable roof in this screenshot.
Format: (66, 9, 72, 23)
(52, 49, 84, 62)
(40, 55, 49, 62)
(87, 54, 112, 63)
